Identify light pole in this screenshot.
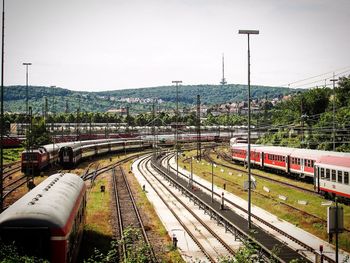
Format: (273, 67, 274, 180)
(172, 80, 182, 178)
(0, 0, 5, 212)
(238, 29, 259, 229)
(22, 62, 32, 115)
(330, 74, 338, 151)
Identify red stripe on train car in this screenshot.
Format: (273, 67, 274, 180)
(320, 187, 350, 198)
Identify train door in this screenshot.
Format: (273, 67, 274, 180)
(301, 158, 305, 175)
(286, 155, 290, 173)
(314, 166, 320, 193)
(62, 148, 71, 163)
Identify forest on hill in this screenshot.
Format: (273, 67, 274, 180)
(3, 84, 295, 114)
(4, 76, 350, 152)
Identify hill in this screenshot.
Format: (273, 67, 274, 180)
(4, 84, 297, 114)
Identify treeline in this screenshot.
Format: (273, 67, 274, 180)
(4, 84, 295, 114)
(257, 76, 350, 151)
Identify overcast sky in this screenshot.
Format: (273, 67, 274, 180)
(4, 0, 350, 91)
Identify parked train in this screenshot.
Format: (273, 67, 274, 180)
(0, 173, 86, 262)
(21, 139, 151, 174)
(59, 139, 149, 168)
(230, 140, 350, 200)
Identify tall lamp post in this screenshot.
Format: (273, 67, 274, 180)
(238, 29, 259, 229)
(22, 62, 32, 115)
(0, 0, 5, 212)
(330, 74, 338, 151)
(172, 80, 182, 178)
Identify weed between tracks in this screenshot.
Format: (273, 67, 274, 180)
(81, 176, 114, 261)
(121, 161, 184, 263)
(179, 149, 350, 252)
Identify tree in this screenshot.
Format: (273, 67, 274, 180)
(26, 117, 51, 148)
(335, 75, 350, 107)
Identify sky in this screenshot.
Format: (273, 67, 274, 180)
(3, 0, 350, 92)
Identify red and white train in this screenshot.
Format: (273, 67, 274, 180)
(0, 173, 86, 262)
(21, 139, 150, 174)
(230, 140, 350, 200)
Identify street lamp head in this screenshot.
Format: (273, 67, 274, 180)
(172, 80, 182, 84)
(238, 30, 259, 35)
(22, 62, 32, 66)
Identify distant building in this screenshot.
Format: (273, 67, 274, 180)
(106, 107, 127, 115)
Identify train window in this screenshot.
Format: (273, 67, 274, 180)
(320, 168, 325, 178)
(345, 172, 349, 185)
(311, 160, 314, 167)
(326, 169, 330, 180)
(297, 159, 300, 165)
(282, 156, 285, 162)
(337, 171, 343, 183)
(331, 170, 336, 181)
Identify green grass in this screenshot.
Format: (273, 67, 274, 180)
(3, 147, 23, 163)
(81, 177, 113, 260)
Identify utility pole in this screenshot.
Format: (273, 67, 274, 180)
(0, 0, 5, 212)
(238, 29, 259, 229)
(152, 99, 156, 155)
(22, 62, 32, 116)
(196, 94, 201, 160)
(65, 99, 69, 114)
(330, 74, 338, 151)
(172, 80, 182, 178)
(44, 97, 48, 121)
(126, 105, 130, 133)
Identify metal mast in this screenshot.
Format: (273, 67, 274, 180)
(196, 94, 201, 160)
(220, 53, 227, 85)
(0, 0, 5, 211)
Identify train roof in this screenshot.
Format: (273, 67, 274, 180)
(0, 173, 85, 235)
(315, 155, 350, 170)
(230, 143, 350, 161)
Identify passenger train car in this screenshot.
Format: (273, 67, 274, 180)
(230, 140, 350, 200)
(59, 139, 149, 168)
(21, 138, 150, 173)
(0, 173, 86, 262)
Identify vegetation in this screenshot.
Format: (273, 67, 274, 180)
(3, 147, 23, 163)
(4, 84, 294, 114)
(256, 76, 350, 151)
(0, 242, 49, 263)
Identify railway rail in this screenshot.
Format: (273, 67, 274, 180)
(166, 152, 341, 263)
(200, 149, 350, 234)
(3, 161, 21, 179)
(137, 154, 237, 262)
(112, 165, 156, 262)
(206, 148, 315, 194)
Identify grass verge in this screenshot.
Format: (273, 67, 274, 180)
(179, 149, 350, 252)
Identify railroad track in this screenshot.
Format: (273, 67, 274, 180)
(199, 149, 350, 234)
(3, 162, 22, 180)
(204, 148, 315, 194)
(137, 154, 237, 262)
(165, 153, 341, 263)
(112, 165, 156, 262)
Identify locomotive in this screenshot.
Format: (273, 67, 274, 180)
(0, 173, 86, 262)
(230, 141, 350, 200)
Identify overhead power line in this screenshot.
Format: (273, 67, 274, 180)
(279, 66, 350, 88)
